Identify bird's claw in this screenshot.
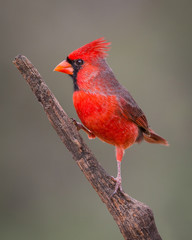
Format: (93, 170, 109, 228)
(71, 118, 96, 139)
(71, 118, 81, 130)
(110, 176, 123, 197)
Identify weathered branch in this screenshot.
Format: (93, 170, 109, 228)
(13, 55, 162, 240)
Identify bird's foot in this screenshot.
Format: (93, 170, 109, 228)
(71, 118, 96, 139)
(111, 175, 123, 197)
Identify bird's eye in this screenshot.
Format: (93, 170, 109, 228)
(75, 59, 84, 66)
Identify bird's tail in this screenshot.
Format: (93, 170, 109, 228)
(143, 128, 169, 146)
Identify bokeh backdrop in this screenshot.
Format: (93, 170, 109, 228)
(1, 1, 192, 239)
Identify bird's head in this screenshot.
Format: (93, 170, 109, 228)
(54, 38, 111, 90)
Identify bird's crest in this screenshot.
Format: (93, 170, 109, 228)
(68, 38, 111, 60)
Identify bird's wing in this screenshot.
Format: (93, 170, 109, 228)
(118, 95, 149, 134)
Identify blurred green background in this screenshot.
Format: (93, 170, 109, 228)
(1, 0, 192, 239)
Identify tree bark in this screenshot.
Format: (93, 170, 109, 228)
(13, 55, 162, 240)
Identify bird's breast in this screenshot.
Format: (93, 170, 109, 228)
(73, 91, 138, 149)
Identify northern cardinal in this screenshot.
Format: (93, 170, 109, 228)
(54, 38, 168, 195)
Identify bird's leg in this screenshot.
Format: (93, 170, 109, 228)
(111, 147, 124, 196)
(71, 118, 96, 139)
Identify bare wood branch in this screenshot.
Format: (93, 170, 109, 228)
(13, 55, 162, 240)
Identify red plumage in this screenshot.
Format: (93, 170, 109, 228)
(54, 38, 168, 194)
(68, 37, 111, 60)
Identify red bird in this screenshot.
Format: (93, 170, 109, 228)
(54, 38, 168, 194)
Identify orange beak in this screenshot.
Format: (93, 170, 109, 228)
(54, 60, 73, 75)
